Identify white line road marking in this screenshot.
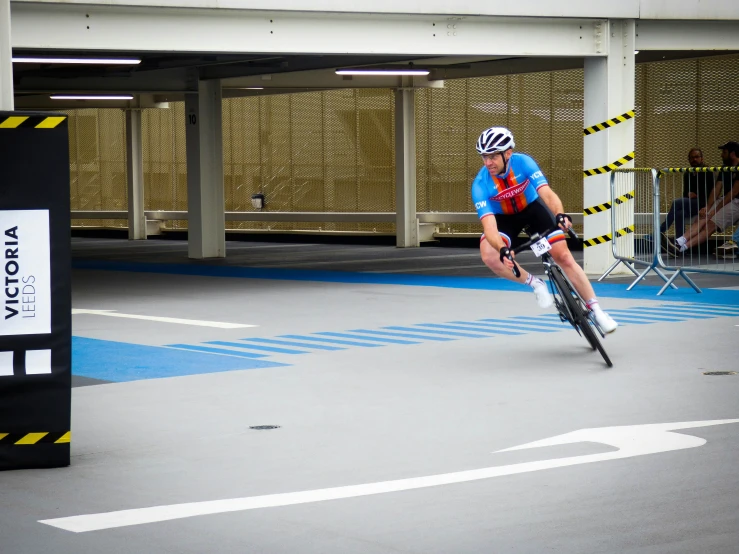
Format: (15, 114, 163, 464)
(39, 419, 739, 533)
(71, 309, 256, 329)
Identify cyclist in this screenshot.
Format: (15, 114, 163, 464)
(471, 126, 618, 333)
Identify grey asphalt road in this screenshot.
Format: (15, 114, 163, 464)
(1, 238, 738, 554)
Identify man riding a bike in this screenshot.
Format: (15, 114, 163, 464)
(471, 126, 618, 334)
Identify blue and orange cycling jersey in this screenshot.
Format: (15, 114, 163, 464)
(471, 153, 549, 218)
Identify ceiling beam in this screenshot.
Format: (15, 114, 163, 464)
(9, 0, 642, 19)
(11, 4, 606, 57)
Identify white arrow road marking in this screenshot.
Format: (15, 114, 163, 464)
(39, 419, 739, 533)
(71, 309, 256, 329)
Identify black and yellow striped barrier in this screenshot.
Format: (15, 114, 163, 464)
(0, 115, 67, 129)
(583, 110, 635, 136)
(584, 225, 635, 248)
(0, 432, 70, 445)
(583, 191, 635, 216)
(584, 152, 635, 177)
(659, 166, 738, 175)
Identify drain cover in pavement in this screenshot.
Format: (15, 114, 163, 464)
(703, 371, 737, 376)
(249, 425, 281, 430)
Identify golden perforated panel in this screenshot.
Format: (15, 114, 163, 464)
(635, 54, 739, 170)
(142, 102, 187, 229)
(67, 53, 738, 238)
(416, 69, 584, 234)
(67, 108, 127, 229)
(222, 89, 396, 234)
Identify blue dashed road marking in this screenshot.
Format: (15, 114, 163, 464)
(413, 323, 526, 336)
(618, 308, 714, 319)
(240, 337, 346, 351)
(314, 331, 421, 345)
(384, 326, 491, 339)
(207, 340, 310, 355)
(457, 320, 559, 333)
(75, 302, 739, 383)
(510, 316, 571, 326)
(280, 334, 384, 348)
(604, 311, 688, 323)
(73, 337, 287, 382)
(166, 344, 269, 358)
(349, 329, 455, 341)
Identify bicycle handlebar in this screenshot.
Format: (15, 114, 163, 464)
(504, 223, 578, 278)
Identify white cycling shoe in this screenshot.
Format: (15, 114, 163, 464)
(593, 310, 618, 334)
(532, 281, 554, 309)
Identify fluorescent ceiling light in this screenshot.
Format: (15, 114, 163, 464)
(50, 95, 134, 100)
(335, 68, 429, 76)
(13, 57, 141, 65)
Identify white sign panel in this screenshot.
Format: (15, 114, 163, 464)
(0, 210, 51, 336)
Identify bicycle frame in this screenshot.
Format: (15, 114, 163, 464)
(509, 226, 606, 337)
(504, 224, 613, 366)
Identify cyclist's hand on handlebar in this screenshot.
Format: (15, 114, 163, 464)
(499, 246, 514, 268)
(500, 246, 521, 277)
(556, 213, 572, 230)
(556, 213, 578, 239)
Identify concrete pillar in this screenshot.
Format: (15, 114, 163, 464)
(185, 79, 225, 259)
(394, 77, 418, 248)
(0, 0, 13, 111)
(126, 109, 146, 240)
(583, 19, 635, 275)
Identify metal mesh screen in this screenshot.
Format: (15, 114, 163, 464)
(142, 102, 187, 229)
(416, 69, 584, 235)
(635, 53, 739, 169)
(67, 108, 127, 229)
(223, 89, 395, 234)
(67, 53, 737, 238)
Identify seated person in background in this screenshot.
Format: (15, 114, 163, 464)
(671, 142, 739, 255)
(660, 148, 713, 248)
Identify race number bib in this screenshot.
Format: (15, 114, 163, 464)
(530, 237, 552, 257)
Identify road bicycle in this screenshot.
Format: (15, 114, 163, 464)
(505, 224, 613, 367)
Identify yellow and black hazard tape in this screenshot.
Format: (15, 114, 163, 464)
(583, 110, 635, 136)
(583, 225, 635, 248)
(583, 152, 635, 177)
(660, 166, 738, 175)
(583, 191, 635, 216)
(0, 432, 70, 445)
(0, 115, 67, 129)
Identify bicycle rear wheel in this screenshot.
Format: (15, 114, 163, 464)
(548, 265, 613, 367)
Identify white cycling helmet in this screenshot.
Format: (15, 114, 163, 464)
(475, 126, 515, 155)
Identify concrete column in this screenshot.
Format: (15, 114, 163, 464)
(394, 77, 418, 248)
(126, 109, 146, 240)
(0, 0, 13, 111)
(185, 79, 225, 259)
(583, 19, 635, 275)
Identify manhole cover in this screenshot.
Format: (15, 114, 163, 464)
(703, 371, 737, 376)
(249, 425, 281, 430)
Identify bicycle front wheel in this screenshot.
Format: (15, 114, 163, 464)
(548, 265, 613, 368)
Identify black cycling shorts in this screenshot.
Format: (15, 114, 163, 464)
(481, 198, 557, 248)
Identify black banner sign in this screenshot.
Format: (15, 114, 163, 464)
(0, 112, 71, 469)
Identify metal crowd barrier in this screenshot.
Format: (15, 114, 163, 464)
(654, 167, 739, 295)
(599, 168, 677, 291)
(601, 167, 739, 296)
